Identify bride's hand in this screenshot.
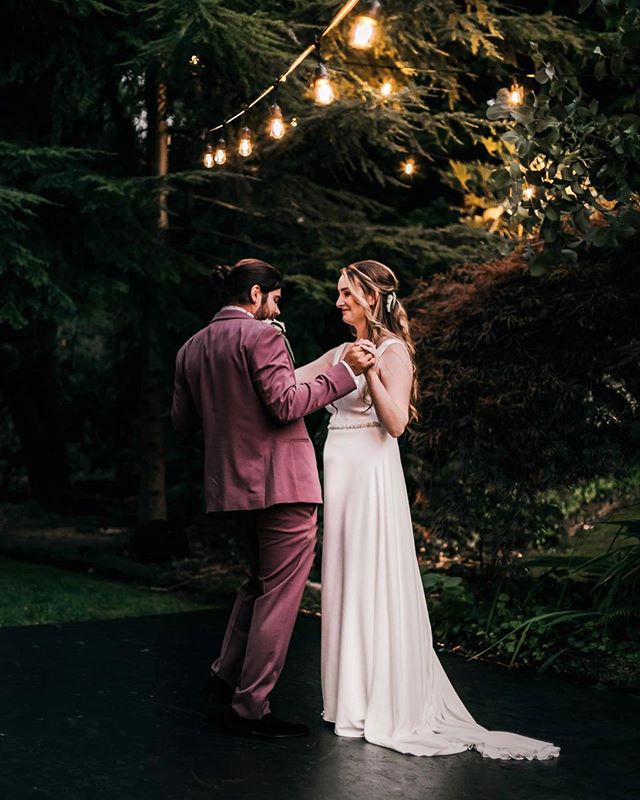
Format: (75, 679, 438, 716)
(354, 339, 377, 358)
(354, 339, 378, 374)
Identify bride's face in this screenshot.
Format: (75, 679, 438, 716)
(336, 275, 365, 328)
(336, 274, 377, 328)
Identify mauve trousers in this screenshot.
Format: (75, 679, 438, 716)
(211, 503, 317, 719)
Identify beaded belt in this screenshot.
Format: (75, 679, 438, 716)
(327, 421, 381, 431)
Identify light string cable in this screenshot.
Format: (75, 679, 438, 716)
(206, 0, 361, 135)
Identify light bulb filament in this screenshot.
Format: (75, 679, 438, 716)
(313, 62, 336, 106)
(349, 2, 381, 50)
(315, 77, 334, 105)
(351, 17, 377, 49)
(403, 158, 416, 176)
(508, 82, 524, 106)
(269, 104, 286, 139)
(271, 118, 285, 139)
(380, 80, 393, 97)
(214, 138, 226, 165)
(238, 127, 253, 157)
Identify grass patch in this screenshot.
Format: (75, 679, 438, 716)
(0, 556, 217, 628)
(570, 504, 640, 558)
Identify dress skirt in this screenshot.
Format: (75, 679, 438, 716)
(321, 425, 559, 760)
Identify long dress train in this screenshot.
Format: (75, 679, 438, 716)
(320, 339, 560, 759)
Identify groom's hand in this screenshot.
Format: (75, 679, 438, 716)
(354, 339, 377, 358)
(344, 343, 376, 376)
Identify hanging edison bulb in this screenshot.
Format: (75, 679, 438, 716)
(269, 104, 286, 139)
(313, 63, 335, 105)
(402, 157, 416, 177)
(380, 79, 394, 98)
(508, 82, 524, 106)
(238, 126, 253, 157)
(350, 1, 381, 50)
(203, 144, 214, 169)
(214, 137, 227, 165)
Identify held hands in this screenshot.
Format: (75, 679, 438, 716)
(343, 339, 376, 376)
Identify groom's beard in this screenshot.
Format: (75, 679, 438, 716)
(253, 295, 272, 320)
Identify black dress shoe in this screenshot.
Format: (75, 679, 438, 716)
(202, 673, 234, 705)
(223, 709, 309, 738)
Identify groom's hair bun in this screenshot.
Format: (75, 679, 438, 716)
(210, 263, 235, 284)
(210, 258, 283, 305)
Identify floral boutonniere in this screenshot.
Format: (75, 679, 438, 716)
(266, 318, 295, 364)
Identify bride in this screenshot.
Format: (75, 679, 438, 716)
(295, 259, 560, 760)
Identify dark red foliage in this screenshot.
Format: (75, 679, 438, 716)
(404, 242, 640, 558)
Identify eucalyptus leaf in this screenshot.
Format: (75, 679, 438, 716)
(535, 68, 549, 84)
(560, 248, 578, 263)
(487, 104, 509, 121)
(493, 168, 512, 189)
(529, 251, 551, 275)
(512, 107, 535, 124)
(541, 220, 558, 243)
(509, 161, 523, 180)
(501, 130, 522, 146)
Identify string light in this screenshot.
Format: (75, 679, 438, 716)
(203, 144, 214, 169)
(350, 1, 381, 50)
(380, 79, 394, 97)
(269, 103, 286, 138)
(199, 1, 419, 182)
(238, 126, 253, 157)
(402, 157, 416, 176)
(193, 0, 572, 197)
(214, 137, 227, 165)
(314, 62, 336, 105)
(508, 82, 524, 106)
(205, 0, 358, 138)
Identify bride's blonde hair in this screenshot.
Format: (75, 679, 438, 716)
(341, 259, 419, 423)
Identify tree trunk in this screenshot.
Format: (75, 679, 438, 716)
(136, 64, 169, 524)
(0, 321, 70, 509)
(136, 322, 168, 523)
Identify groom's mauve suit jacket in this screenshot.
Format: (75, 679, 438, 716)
(171, 308, 356, 512)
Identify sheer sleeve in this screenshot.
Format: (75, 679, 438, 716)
(294, 346, 339, 383)
(377, 342, 413, 419)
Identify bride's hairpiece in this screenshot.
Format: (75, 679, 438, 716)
(385, 291, 397, 313)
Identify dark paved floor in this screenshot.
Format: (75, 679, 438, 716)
(1, 609, 638, 800)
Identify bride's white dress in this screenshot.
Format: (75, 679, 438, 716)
(320, 339, 560, 759)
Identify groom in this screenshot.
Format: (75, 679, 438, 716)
(171, 258, 374, 738)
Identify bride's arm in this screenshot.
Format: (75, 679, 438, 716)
(294, 346, 340, 383)
(365, 344, 412, 438)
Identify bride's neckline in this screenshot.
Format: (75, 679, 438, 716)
(346, 336, 400, 347)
